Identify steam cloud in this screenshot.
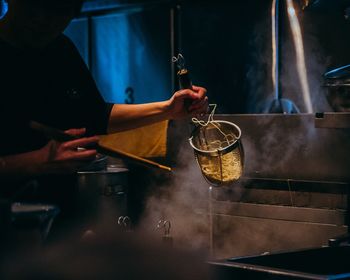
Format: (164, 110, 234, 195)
(138, 143, 212, 255)
(137, 2, 344, 260)
(246, 1, 332, 113)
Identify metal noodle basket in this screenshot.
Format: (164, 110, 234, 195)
(189, 120, 244, 187)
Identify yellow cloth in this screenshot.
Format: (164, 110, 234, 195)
(99, 120, 168, 158)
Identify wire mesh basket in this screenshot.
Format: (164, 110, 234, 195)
(189, 120, 244, 187)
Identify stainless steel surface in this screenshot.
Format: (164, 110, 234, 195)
(324, 64, 350, 80)
(210, 245, 350, 280)
(324, 65, 350, 112)
(325, 87, 350, 112)
(171, 114, 350, 182)
(211, 114, 350, 182)
(301, 0, 350, 11)
(77, 164, 129, 228)
(208, 181, 348, 259)
(314, 112, 350, 128)
(212, 201, 346, 225)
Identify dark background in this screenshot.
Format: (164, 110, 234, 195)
(68, 0, 350, 113)
(2, 0, 350, 113)
(1, 0, 350, 259)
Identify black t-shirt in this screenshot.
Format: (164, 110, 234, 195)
(0, 34, 113, 223)
(0, 34, 112, 156)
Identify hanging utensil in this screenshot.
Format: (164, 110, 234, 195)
(172, 53, 193, 110)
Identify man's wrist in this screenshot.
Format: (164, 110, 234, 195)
(161, 99, 173, 120)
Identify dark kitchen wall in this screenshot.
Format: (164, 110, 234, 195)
(65, 0, 269, 111)
(178, 0, 350, 113)
(64, 0, 350, 112)
(178, 0, 271, 114)
(65, 1, 173, 104)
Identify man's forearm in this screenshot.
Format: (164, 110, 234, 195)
(107, 101, 171, 133)
(0, 149, 47, 178)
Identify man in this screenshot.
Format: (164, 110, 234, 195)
(0, 0, 208, 235)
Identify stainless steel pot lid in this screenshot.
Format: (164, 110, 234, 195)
(324, 64, 350, 81)
(77, 151, 108, 172)
(77, 165, 129, 175)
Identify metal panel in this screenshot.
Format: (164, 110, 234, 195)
(212, 213, 347, 259)
(169, 114, 350, 183)
(212, 201, 346, 225)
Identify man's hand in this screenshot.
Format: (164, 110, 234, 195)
(107, 85, 209, 133)
(167, 85, 208, 120)
(40, 128, 99, 173)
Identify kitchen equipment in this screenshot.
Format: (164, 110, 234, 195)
(210, 245, 350, 280)
(324, 64, 350, 112)
(189, 119, 244, 187)
(11, 202, 60, 241)
(189, 116, 244, 257)
(173, 54, 244, 187)
(174, 54, 243, 258)
(172, 54, 192, 90)
(157, 219, 173, 246)
(29, 121, 175, 231)
(172, 53, 194, 110)
(117, 215, 132, 232)
(77, 164, 129, 228)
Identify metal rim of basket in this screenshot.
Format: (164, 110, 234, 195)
(188, 120, 242, 157)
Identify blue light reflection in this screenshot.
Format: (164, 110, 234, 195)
(65, 11, 171, 105)
(0, 0, 8, 19)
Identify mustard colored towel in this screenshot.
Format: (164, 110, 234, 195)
(99, 120, 168, 158)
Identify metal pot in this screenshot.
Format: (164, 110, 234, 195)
(324, 64, 350, 112)
(77, 161, 129, 229)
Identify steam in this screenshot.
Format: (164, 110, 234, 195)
(286, 0, 313, 113)
(138, 144, 212, 255)
(138, 1, 339, 260)
(134, 106, 346, 260)
(272, 0, 277, 95)
(247, 0, 331, 113)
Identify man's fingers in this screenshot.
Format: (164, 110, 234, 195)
(177, 86, 207, 99)
(65, 128, 86, 137)
(62, 149, 98, 161)
(175, 89, 194, 99)
(189, 96, 208, 111)
(72, 149, 97, 160)
(191, 85, 207, 98)
(62, 136, 100, 150)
